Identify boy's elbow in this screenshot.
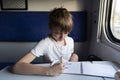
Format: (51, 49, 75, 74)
(12, 64, 19, 74)
(12, 63, 22, 74)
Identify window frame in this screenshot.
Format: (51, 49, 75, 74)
(105, 0, 120, 44)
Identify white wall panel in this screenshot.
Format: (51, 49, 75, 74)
(28, 0, 85, 11)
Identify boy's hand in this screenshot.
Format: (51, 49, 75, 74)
(46, 62, 64, 76)
(69, 53, 78, 62)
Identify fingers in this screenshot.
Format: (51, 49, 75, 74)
(48, 62, 64, 76)
(52, 62, 64, 70)
(70, 53, 78, 62)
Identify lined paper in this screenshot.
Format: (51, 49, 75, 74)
(82, 62, 116, 78)
(63, 62, 116, 78)
(63, 62, 81, 74)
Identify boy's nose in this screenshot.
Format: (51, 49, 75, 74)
(60, 33, 66, 38)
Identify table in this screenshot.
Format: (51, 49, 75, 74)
(0, 61, 119, 80)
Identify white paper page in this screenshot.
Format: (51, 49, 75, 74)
(63, 62, 81, 74)
(82, 62, 116, 78)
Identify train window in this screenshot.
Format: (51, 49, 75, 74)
(110, 0, 120, 40)
(98, 0, 120, 47)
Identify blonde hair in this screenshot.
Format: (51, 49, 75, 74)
(49, 7, 73, 33)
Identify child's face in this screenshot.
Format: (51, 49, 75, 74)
(51, 27, 69, 41)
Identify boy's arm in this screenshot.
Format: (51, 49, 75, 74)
(12, 52, 64, 76)
(69, 53, 79, 62)
(12, 52, 48, 75)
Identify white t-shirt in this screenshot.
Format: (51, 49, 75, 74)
(31, 36, 74, 62)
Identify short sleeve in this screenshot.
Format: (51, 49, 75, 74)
(66, 36, 74, 54)
(31, 39, 47, 57)
(70, 38, 74, 53)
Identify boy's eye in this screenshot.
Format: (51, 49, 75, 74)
(63, 32, 69, 34)
(53, 32, 60, 34)
(53, 32, 69, 34)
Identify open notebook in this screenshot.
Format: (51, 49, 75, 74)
(63, 62, 117, 78)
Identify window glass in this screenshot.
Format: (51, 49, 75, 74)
(110, 0, 120, 39)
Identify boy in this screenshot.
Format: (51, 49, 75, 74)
(12, 7, 78, 76)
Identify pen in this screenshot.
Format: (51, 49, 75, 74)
(50, 57, 63, 66)
(50, 60, 59, 66)
(60, 56, 63, 63)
